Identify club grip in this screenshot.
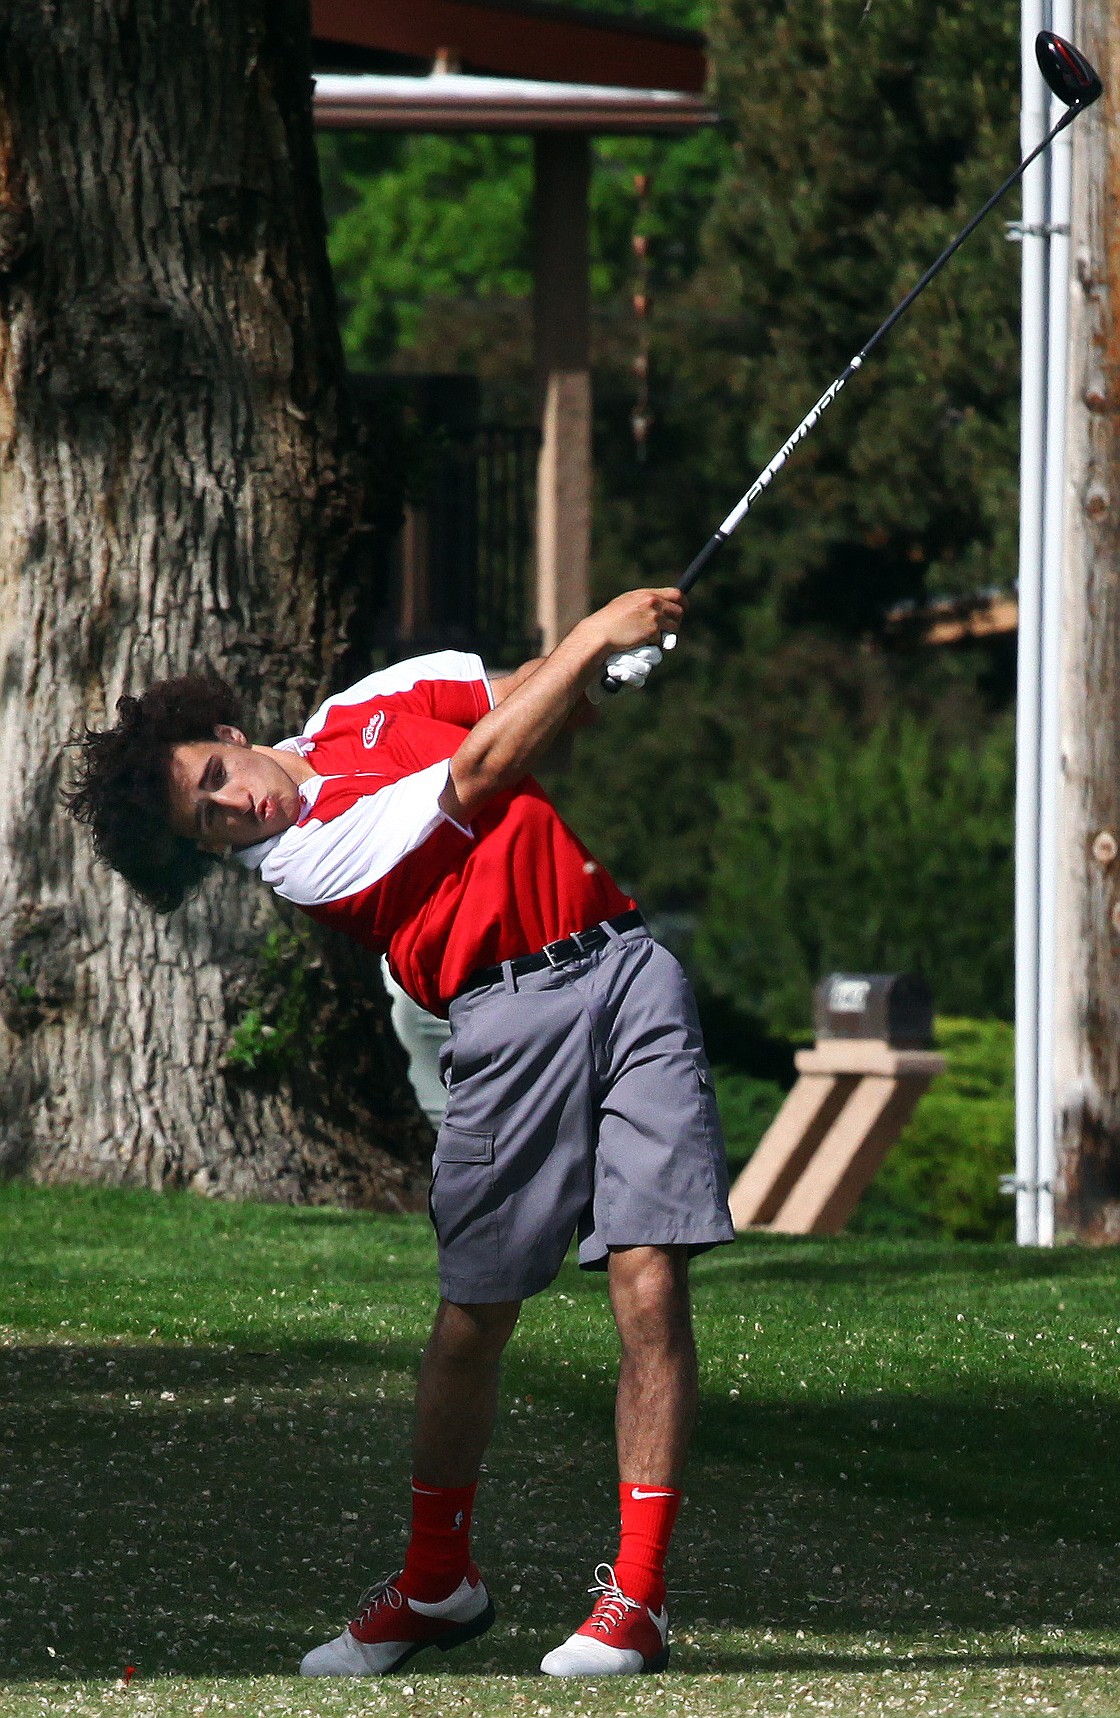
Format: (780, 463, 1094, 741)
(598, 534, 724, 695)
(679, 531, 727, 594)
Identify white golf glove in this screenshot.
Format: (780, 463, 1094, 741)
(588, 632, 677, 701)
(607, 643, 663, 688)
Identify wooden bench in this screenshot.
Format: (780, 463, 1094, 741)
(728, 975, 945, 1237)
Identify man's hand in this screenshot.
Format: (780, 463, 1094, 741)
(581, 588, 683, 698)
(607, 643, 662, 687)
(583, 588, 685, 658)
(577, 587, 683, 700)
(596, 631, 680, 697)
(588, 643, 660, 702)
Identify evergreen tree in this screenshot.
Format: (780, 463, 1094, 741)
(555, 0, 1022, 1035)
(694, 713, 1015, 1032)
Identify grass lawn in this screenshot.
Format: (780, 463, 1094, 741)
(3, 1183, 1120, 1716)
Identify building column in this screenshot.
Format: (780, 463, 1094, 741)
(533, 132, 591, 653)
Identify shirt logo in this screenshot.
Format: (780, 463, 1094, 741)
(362, 711, 385, 749)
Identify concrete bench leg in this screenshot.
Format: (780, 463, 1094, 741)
(768, 1072, 935, 1236)
(728, 1041, 945, 1236)
(728, 1073, 853, 1229)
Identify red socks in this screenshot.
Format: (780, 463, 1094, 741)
(397, 1478, 477, 1602)
(613, 1482, 681, 1611)
(394, 1477, 678, 1609)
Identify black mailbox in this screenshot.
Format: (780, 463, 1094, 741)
(812, 973, 933, 1049)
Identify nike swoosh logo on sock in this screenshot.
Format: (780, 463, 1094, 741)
(411, 1483, 441, 1495)
(630, 1488, 675, 1501)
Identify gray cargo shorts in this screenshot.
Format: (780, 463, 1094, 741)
(430, 919, 735, 1304)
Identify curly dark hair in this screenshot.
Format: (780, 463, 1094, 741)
(64, 673, 247, 913)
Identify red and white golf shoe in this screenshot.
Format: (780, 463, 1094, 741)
(540, 1563, 670, 1677)
(299, 1565, 494, 1676)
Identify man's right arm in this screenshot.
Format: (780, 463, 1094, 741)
(441, 587, 683, 825)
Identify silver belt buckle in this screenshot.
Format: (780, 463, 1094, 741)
(542, 938, 572, 968)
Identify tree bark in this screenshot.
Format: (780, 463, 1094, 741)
(0, 1, 431, 1205)
(1052, 2, 1120, 1241)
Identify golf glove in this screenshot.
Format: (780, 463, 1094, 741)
(587, 634, 676, 701)
(606, 643, 663, 689)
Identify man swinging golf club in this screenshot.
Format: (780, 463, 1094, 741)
(66, 584, 735, 1678)
(62, 22, 1104, 1675)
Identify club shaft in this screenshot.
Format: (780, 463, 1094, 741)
(680, 100, 1080, 596)
(859, 102, 1076, 362)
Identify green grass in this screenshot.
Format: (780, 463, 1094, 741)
(4, 1183, 1120, 1716)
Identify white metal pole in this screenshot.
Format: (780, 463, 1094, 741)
(1013, 0, 1051, 1245)
(1035, 0, 1075, 1248)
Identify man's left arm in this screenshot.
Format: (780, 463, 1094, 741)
(489, 660, 543, 704)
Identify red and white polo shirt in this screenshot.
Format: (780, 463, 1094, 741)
(236, 652, 634, 1016)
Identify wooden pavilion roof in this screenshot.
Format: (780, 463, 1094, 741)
(312, 71, 717, 133)
(310, 0, 708, 94)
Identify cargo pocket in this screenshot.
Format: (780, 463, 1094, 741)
(437, 1125, 495, 1164)
(429, 1125, 500, 1278)
(695, 1066, 730, 1204)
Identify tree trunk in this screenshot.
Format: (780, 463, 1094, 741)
(1052, 1, 1120, 1241)
(0, 1, 431, 1205)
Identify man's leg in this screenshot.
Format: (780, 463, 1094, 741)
(540, 1245, 694, 1677)
(394, 1297, 520, 1602)
(608, 1245, 693, 1618)
(301, 1297, 519, 1677)
(609, 1245, 696, 1487)
(413, 1297, 522, 1485)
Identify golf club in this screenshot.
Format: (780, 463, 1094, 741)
(603, 30, 1102, 690)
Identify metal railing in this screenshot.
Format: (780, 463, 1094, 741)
(386, 423, 540, 669)
(348, 374, 540, 670)
(473, 426, 540, 666)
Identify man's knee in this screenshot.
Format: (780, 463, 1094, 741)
(609, 1246, 692, 1347)
(430, 1296, 521, 1362)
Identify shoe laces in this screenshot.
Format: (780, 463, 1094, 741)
(586, 1562, 642, 1634)
(353, 1574, 405, 1629)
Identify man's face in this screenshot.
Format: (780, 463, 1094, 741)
(166, 728, 303, 854)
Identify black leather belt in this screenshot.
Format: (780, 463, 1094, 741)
(458, 909, 645, 997)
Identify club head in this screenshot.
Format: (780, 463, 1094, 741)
(1036, 31, 1103, 110)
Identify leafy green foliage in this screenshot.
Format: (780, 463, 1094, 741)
(853, 1016, 1014, 1240)
(319, 125, 727, 376)
(713, 1067, 787, 1163)
(694, 709, 1014, 1032)
(552, 1, 1022, 1033)
(323, 134, 534, 364)
(695, 0, 1021, 617)
(224, 928, 321, 1075)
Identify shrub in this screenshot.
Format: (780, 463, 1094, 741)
(852, 1016, 1014, 1240)
(695, 712, 1014, 1036)
(713, 1068, 787, 1172)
